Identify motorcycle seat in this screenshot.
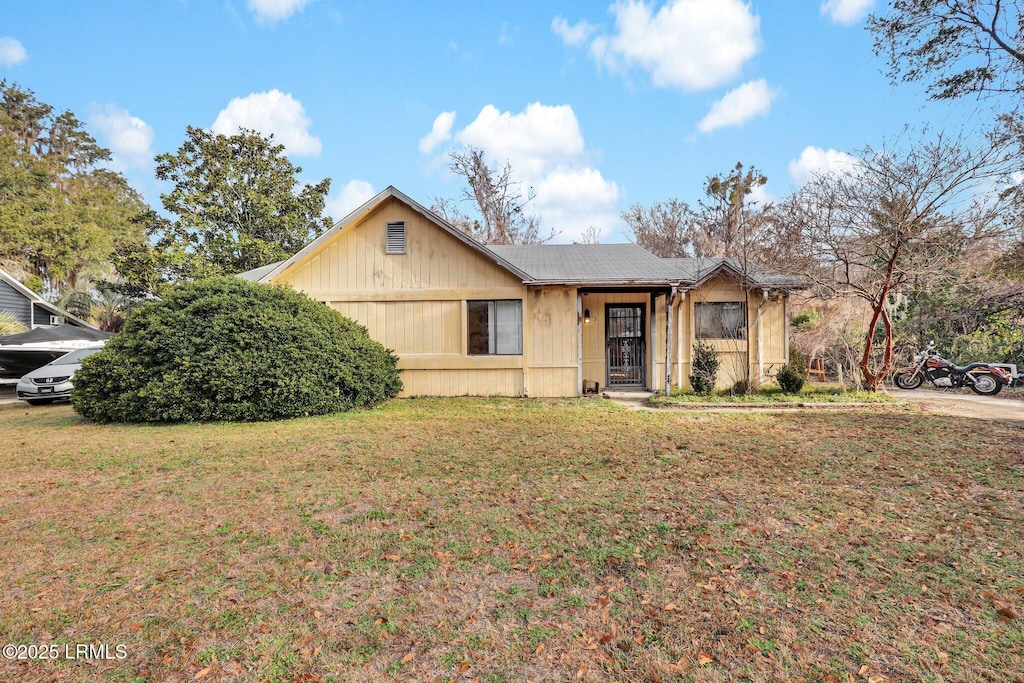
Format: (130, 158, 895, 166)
(951, 362, 990, 373)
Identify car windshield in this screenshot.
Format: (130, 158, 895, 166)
(50, 347, 102, 365)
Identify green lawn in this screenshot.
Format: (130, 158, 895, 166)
(1, 399, 1021, 682)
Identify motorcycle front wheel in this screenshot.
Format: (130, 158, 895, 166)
(969, 373, 1003, 396)
(894, 371, 923, 390)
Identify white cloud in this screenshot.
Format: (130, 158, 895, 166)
(419, 111, 457, 154)
(325, 179, 375, 220)
(0, 37, 27, 66)
(551, 16, 597, 47)
(586, 0, 761, 91)
(820, 0, 875, 26)
(534, 167, 621, 241)
(211, 90, 322, 157)
(456, 103, 585, 177)
(422, 102, 620, 242)
(788, 146, 858, 186)
(697, 79, 778, 134)
(246, 0, 311, 23)
(89, 105, 154, 170)
(746, 182, 776, 208)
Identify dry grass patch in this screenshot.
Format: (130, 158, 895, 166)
(0, 398, 1022, 682)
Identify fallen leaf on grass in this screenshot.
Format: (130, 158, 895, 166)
(194, 667, 212, 680)
(997, 607, 1018, 622)
(401, 652, 415, 663)
(697, 653, 714, 665)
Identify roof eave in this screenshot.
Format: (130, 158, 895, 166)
(524, 279, 685, 288)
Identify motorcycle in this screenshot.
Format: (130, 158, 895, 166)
(893, 342, 1012, 396)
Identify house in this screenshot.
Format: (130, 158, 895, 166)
(0, 268, 97, 331)
(240, 187, 806, 397)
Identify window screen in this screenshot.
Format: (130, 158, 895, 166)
(467, 300, 523, 355)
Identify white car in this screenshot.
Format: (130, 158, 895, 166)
(16, 347, 103, 405)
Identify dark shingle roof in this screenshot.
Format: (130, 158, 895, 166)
(487, 244, 681, 284)
(486, 245, 806, 288)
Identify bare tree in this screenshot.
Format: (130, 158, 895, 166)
(622, 198, 697, 257)
(869, 0, 1024, 102)
(579, 226, 602, 244)
(696, 162, 770, 259)
(442, 146, 551, 245)
(797, 131, 1015, 390)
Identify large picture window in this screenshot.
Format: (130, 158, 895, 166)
(695, 302, 747, 339)
(468, 300, 522, 355)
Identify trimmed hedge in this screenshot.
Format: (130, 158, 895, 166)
(72, 277, 402, 422)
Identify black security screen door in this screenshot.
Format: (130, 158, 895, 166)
(606, 305, 645, 387)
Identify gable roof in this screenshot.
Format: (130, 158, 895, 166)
(661, 257, 808, 289)
(489, 244, 682, 285)
(0, 268, 99, 329)
(244, 186, 531, 284)
(236, 186, 806, 290)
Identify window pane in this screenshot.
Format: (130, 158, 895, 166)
(467, 300, 522, 355)
(495, 300, 522, 354)
(696, 302, 746, 339)
(467, 301, 492, 355)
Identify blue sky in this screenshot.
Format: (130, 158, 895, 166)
(1, 0, 978, 242)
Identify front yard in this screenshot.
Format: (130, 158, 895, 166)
(1, 399, 1021, 682)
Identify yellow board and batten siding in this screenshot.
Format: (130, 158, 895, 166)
(674, 275, 789, 390)
(271, 196, 537, 397)
(265, 192, 794, 398)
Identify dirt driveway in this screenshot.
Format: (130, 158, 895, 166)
(892, 388, 1024, 428)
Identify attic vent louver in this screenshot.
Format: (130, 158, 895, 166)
(385, 221, 406, 254)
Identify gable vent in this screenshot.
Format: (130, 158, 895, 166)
(385, 221, 406, 254)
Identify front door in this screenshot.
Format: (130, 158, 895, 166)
(606, 304, 645, 387)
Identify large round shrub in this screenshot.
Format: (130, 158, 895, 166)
(72, 277, 402, 422)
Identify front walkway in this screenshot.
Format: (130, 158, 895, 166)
(601, 389, 655, 411)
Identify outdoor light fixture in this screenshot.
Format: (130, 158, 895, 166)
(583, 308, 591, 324)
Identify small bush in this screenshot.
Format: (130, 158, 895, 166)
(776, 365, 804, 393)
(72, 277, 402, 422)
(689, 340, 720, 395)
(777, 347, 806, 394)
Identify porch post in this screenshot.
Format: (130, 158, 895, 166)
(577, 291, 583, 397)
(665, 288, 673, 395)
(677, 290, 685, 389)
(649, 292, 656, 391)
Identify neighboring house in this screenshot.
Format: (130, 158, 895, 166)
(240, 187, 806, 397)
(0, 268, 97, 331)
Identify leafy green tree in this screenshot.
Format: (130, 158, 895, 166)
(117, 127, 331, 295)
(0, 81, 146, 295)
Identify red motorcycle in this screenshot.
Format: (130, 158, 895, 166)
(893, 342, 1012, 396)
